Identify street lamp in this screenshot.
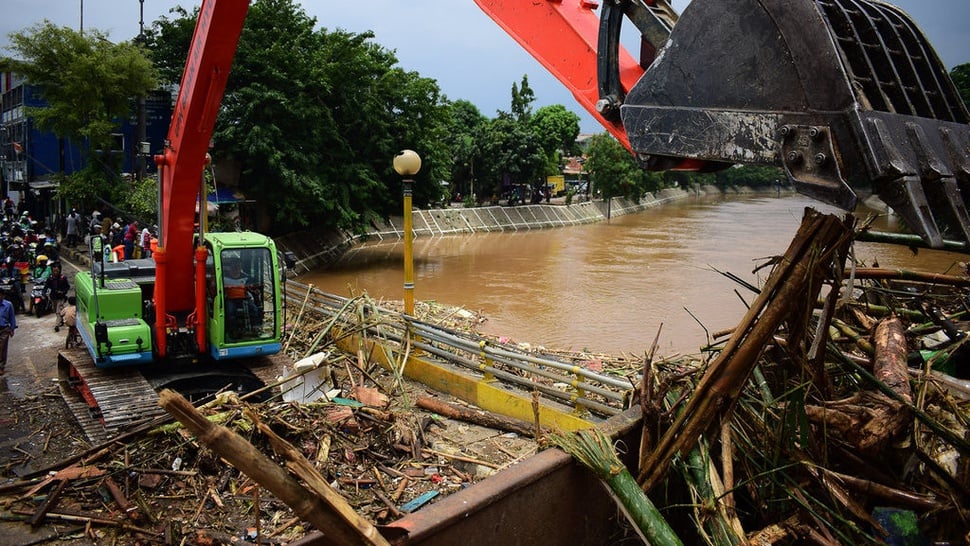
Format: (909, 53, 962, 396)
(393, 149, 421, 316)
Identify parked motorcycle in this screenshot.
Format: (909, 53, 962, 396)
(26, 278, 53, 318)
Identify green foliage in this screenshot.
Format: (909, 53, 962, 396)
(141, 5, 195, 85)
(49, 168, 107, 206)
(584, 133, 643, 201)
(713, 165, 785, 187)
(148, 0, 452, 234)
(530, 104, 581, 158)
(509, 75, 535, 121)
(3, 22, 156, 154)
(445, 100, 487, 201)
(125, 177, 160, 222)
(471, 76, 559, 199)
(476, 116, 546, 199)
(951, 63, 970, 110)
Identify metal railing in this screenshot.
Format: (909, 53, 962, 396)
(284, 280, 637, 418)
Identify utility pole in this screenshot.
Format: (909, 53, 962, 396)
(135, 0, 147, 180)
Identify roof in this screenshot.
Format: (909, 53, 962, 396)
(207, 187, 253, 204)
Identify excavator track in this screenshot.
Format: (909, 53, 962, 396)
(57, 349, 167, 444)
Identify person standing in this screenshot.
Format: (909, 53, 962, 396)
(65, 209, 80, 247)
(45, 262, 70, 329)
(124, 221, 139, 260)
(89, 210, 101, 236)
(141, 224, 153, 258)
(0, 289, 16, 375)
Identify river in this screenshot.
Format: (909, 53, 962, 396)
(298, 193, 964, 357)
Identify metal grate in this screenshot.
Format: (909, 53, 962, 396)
(816, 0, 968, 123)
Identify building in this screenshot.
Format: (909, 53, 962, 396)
(0, 72, 171, 225)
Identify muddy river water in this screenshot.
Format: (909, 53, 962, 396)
(298, 193, 963, 357)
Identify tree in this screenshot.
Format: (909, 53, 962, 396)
(445, 100, 487, 202)
(2, 22, 156, 206)
(530, 104, 581, 158)
(951, 63, 970, 110)
(509, 75, 535, 122)
(142, 6, 195, 84)
(530, 104, 581, 182)
(147, 0, 451, 234)
(713, 165, 785, 188)
(477, 115, 545, 201)
(473, 75, 552, 201)
(583, 133, 642, 201)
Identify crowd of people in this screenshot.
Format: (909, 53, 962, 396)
(0, 196, 169, 371)
(67, 208, 157, 262)
(0, 202, 71, 373)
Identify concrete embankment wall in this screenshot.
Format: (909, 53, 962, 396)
(276, 186, 742, 275)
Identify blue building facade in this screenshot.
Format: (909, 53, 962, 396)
(1, 72, 172, 225)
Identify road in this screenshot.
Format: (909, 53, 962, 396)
(0, 255, 95, 544)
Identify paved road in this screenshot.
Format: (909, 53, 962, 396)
(4, 257, 82, 385)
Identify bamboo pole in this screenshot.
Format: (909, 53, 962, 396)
(848, 267, 970, 287)
(415, 395, 537, 437)
(638, 210, 854, 491)
(551, 428, 684, 546)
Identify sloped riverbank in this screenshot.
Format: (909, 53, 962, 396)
(275, 185, 778, 275)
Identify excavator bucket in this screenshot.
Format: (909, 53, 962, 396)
(621, 0, 970, 248)
(476, 0, 970, 248)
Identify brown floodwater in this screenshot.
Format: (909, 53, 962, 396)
(298, 193, 964, 357)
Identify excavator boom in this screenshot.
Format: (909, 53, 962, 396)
(478, 0, 970, 248)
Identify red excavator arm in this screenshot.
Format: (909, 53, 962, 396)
(152, 0, 250, 356)
(475, 0, 640, 150)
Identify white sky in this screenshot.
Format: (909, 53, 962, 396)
(1, 0, 967, 133)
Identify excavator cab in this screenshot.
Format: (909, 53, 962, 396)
(476, 0, 970, 248)
(205, 233, 284, 360)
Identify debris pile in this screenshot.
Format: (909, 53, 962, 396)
(615, 210, 970, 544)
(0, 299, 558, 544)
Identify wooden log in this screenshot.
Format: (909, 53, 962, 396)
(872, 316, 913, 405)
(14, 507, 160, 536)
(29, 478, 68, 527)
(818, 468, 938, 511)
(843, 316, 914, 453)
(415, 395, 537, 437)
(102, 476, 140, 521)
(158, 389, 390, 546)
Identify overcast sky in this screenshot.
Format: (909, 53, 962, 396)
(1, 0, 967, 133)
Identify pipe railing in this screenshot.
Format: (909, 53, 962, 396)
(284, 280, 636, 417)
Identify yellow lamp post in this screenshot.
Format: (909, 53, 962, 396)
(393, 149, 421, 315)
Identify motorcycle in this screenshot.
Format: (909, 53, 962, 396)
(26, 278, 53, 318)
(0, 276, 23, 313)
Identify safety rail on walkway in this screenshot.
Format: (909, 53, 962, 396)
(284, 280, 637, 423)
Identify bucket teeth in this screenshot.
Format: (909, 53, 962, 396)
(616, 0, 970, 247)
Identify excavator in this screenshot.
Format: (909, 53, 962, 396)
(59, 0, 287, 440)
(57, 0, 968, 440)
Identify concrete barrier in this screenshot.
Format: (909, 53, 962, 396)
(276, 188, 696, 274)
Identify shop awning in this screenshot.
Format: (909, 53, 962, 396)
(207, 187, 252, 204)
